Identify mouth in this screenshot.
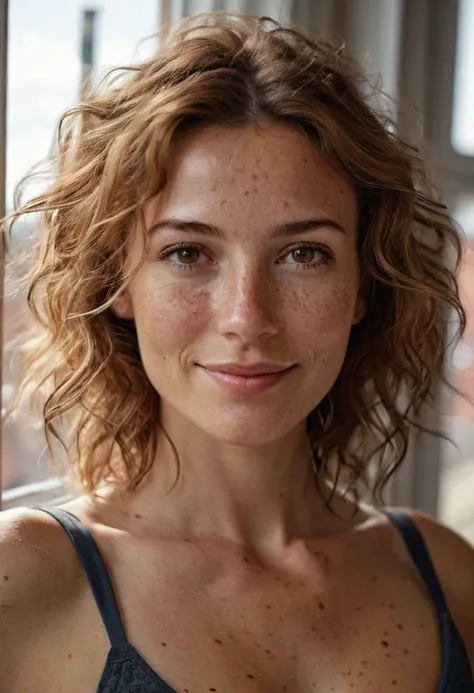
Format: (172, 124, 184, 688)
(198, 364, 296, 395)
(200, 362, 295, 377)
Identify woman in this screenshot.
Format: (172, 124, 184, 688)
(0, 12, 473, 693)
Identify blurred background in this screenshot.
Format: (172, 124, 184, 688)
(0, 0, 473, 543)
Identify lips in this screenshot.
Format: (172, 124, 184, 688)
(199, 364, 295, 395)
(201, 363, 293, 377)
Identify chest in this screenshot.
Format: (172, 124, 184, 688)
(86, 538, 443, 693)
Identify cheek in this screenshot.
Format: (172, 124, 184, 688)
(285, 280, 358, 344)
(131, 269, 358, 362)
(288, 284, 357, 405)
(132, 279, 207, 354)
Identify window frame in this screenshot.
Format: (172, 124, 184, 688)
(1, 477, 74, 511)
(0, 0, 7, 506)
(429, 0, 474, 180)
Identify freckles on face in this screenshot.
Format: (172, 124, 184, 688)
(120, 123, 363, 443)
(290, 279, 359, 376)
(134, 271, 357, 389)
(132, 279, 209, 382)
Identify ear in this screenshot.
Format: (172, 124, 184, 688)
(111, 289, 135, 320)
(352, 271, 369, 326)
(352, 293, 367, 325)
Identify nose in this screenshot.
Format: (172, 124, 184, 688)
(215, 262, 279, 344)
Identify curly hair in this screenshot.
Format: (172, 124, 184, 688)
(4, 12, 465, 501)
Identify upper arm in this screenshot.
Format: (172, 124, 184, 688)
(405, 509, 474, 670)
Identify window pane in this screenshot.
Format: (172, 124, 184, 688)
(439, 194, 474, 542)
(451, 0, 474, 156)
(3, 0, 159, 492)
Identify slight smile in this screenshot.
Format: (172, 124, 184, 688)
(197, 364, 296, 395)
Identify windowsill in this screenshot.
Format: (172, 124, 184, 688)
(1, 477, 75, 510)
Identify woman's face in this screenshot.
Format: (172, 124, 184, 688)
(114, 123, 366, 446)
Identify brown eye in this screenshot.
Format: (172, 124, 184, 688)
(158, 243, 208, 272)
(279, 244, 333, 271)
(291, 247, 317, 264)
(176, 247, 200, 264)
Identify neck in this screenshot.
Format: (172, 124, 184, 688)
(101, 417, 336, 560)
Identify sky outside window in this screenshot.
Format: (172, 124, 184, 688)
(6, 0, 159, 212)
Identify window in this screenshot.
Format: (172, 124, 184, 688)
(438, 193, 474, 542)
(432, 0, 474, 542)
(2, 0, 474, 524)
(2, 0, 160, 498)
(451, 0, 474, 156)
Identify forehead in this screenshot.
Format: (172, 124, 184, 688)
(146, 122, 358, 234)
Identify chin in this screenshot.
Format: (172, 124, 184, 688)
(205, 429, 289, 448)
(192, 408, 303, 447)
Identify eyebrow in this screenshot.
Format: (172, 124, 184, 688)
(147, 217, 346, 238)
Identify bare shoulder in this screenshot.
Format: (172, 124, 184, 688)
(0, 506, 86, 690)
(0, 505, 82, 594)
(400, 507, 474, 666)
(1, 505, 68, 592)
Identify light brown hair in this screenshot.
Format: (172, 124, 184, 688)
(5, 12, 465, 501)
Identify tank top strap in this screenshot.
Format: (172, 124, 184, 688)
(33, 506, 128, 648)
(380, 509, 449, 616)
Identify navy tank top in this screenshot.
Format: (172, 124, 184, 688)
(34, 506, 473, 692)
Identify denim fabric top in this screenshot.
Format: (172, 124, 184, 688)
(35, 506, 474, 692)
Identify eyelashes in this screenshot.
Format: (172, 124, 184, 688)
(156, 242, 336, 273)
(157, 243, 205, 271)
